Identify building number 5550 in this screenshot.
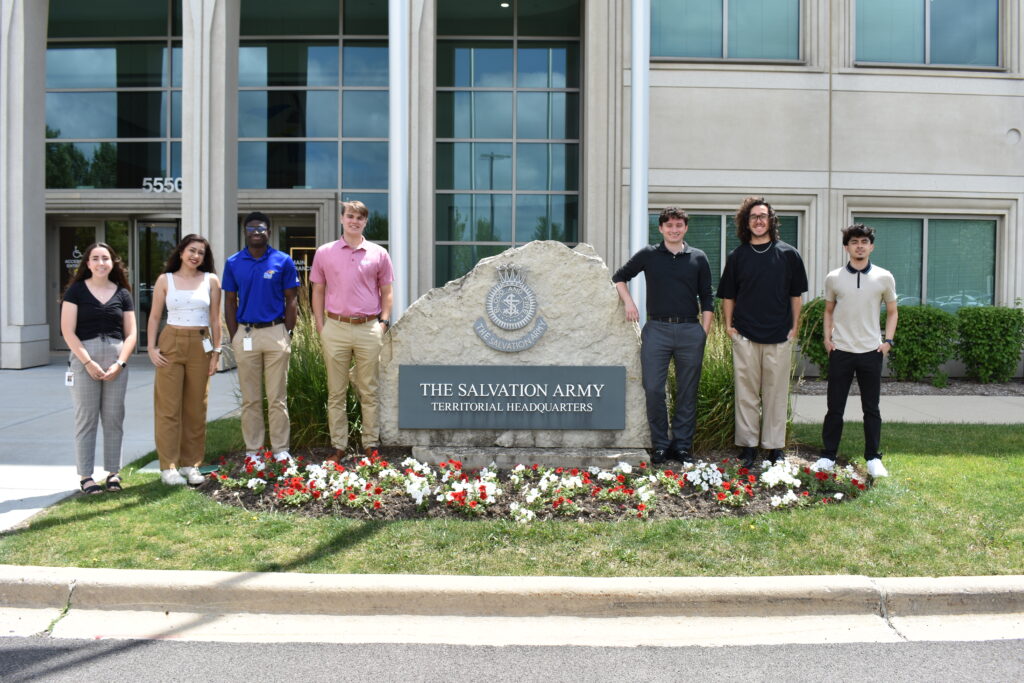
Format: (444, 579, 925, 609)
(142, 177, 183, 193)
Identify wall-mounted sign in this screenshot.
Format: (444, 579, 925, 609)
(399, 365, 626, 430)
(142, 177, 183, 193)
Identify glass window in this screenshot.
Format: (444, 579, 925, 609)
(240, 0, 339, 36)
(343, 42, 389, 86)
(238, 141, 338, 190)
(652, 0, 800, 60)
(342, 142, 388, 189)
(238, 91, 338, 138)
(239, 42, 339, 87)
(46, 142, 165, 189)
(344, 0, 389, 35)
(49, 0, 168, 38)
(46, 44, 168, 88)
(343, 193, 390, 242)
(342, 91, 390, 138)
(856, 0, 999, 67)
(436, 3, 581, 285)
(856, 216, 995, 311)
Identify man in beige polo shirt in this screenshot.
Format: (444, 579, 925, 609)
(814, 223, 898, 478)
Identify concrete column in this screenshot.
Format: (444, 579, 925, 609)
(388, 0, 410, 318)
(628, 0, 650, 320)
(181, 0, 239, 264)
(0, 0, 49, 368)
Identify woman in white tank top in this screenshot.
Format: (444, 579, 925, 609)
(147, 234, 222, 486)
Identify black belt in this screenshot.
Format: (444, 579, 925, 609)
(240, 317, 284, 329)
(650, 316, 699, 324)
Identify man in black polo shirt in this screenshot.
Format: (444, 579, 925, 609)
(613, 207, 714, 464)
(717, 196, 808, 468)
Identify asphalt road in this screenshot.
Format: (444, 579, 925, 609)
(1, 637, 1021, 682)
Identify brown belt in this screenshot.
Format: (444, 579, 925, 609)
(326, 312, 376, 324)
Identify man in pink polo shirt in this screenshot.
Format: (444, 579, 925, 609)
(311, 200, 394, 460)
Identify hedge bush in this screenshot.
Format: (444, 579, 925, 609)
(797, 297, 829, 379)
(957, 306, 1024, 383)
(885, 305, 958, 382)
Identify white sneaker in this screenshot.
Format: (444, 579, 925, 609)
(161, 469, 186, 486)
(866, 459, 889, 478)
(811, 457, 835, 472)
(273, 450, 292, 463)
(178, 466, 206, 485)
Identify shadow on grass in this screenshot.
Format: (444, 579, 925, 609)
(251, 520, 385, 573)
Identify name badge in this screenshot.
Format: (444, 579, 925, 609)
(65, 371, 75, 387)
(243, 337, 253, 351)
(202, 338, 214, 353)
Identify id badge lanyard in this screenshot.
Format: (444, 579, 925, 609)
(243, 325, 253, 351)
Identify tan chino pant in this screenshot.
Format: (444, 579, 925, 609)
(731, 336, 793, 450)
(320, 317, 384, 450)
(154, 327, 211, 470)
(232, 323, 291, 453)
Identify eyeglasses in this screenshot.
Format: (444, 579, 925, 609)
(749, 214, 770, 223)
(245, 225, 269, 233)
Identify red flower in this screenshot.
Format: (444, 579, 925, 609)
(639, 462, 647, 469)
(737, 467, 749, 476)
(801, 491, 810, 497)
(374, 486, 383, 495)
(348, 493, 357, 501)
(664, 470, 675, 478)
(747, 474, 757, 483)
(469, 500, 478, 508)
(555, 467, 564, 474)
(637, 503, 646, 511)
(716, 492, 727, 501)
(678, 480, 686, 489)
(722, 481, 732, 490)
(532, 464, 539, 470)
(617, 474, 625, 483)
(480, 491, 488, 500)
(373, 500, 382, 509)
(815, 471, 829, 481)
(570, 468, 579, 476)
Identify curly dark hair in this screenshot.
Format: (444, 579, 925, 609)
(734, 196, 780, 244)
(65, 242, 132, 295)
(164, 234, 216, 274)
(842, 223, 876, 245)
(658, 207, 689, 226)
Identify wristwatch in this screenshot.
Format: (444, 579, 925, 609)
(883, 338, 895, 346)
(212, 347, 223, 354)
(379, 318, 391, 327)
(116, 360, 127, 368)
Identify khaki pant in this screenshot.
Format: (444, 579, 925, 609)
(154, 327, 211, 469)
(232, 323, 291, 453)
(320, 317, 383, 450)
(731, 336, 793, 449)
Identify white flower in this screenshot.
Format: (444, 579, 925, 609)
(246, 478, 265, 491)
(834, 492, 844, 500)
(614, 462, 633, 474)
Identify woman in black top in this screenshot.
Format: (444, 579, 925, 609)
(60, 243, 138, 494)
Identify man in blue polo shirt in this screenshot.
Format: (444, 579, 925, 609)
(223, 211, 300, 463)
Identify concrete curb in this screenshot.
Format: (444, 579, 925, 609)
(2, 565, 1021, 619)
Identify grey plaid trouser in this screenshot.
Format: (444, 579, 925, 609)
(69, 336, 128, 477)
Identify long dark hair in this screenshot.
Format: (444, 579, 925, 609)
(734, 196, 780, 244)
(164, 234, 216, 274)
(65, 242, 132, 295)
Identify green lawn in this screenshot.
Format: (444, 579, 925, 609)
(0, 421, 1020, 577)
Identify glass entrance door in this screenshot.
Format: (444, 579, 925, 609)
(136, 222, 179, 349)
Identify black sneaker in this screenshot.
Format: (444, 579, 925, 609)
(674, 449, 694, 464)
(739, 446, 758, 468)
(650, 449, 668, 465)
(768, 448, 785, 464)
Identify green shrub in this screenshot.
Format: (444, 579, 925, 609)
(288, 288, 363, 450)
(885, 305, 957, 382)
(694, 306, 736, 453)
(957, 306, 1024, 383)
(797, 297, 829, 378)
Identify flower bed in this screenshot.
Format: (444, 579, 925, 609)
(200, 447, 872, 522)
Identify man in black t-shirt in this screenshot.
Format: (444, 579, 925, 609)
(613, 207, 714, 464)
(717, 197, 808, 468)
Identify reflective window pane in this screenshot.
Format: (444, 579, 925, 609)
(516, 143, 578, 191)
(729, 0, 799, 60)
(47, 44, 166, 88)
(46, 141, 164, 188)
(239, 42, 339, 87)
(171, 91, 181, 138)
(652, 0, 723, 58)
(517, 43, 579, 88)
(437, 0, 513, 36)
(343, 42, 389, 86)
(515, 195, 578, 242)
(239, 90, 338, 138)
(856, 0, 925, 63)
(517, 92, 578, 139)
(344, 0, 388, 35)
(342, 90, 389, 138)
(46, 92, 165, 139)
(858, 217, 923, 306)
(436, 194, 513, 242)
(342, 141, 388, 189)
(240, 0, 338, 36)
(239, 141, 338, 189)
(518, 0, 581, 37)
(171, 45, 182, 87)
(435, 245, 506, 287)
(927, 219, 995, 311)
(49, 0, 168, 38)
(343, 193, 389, 241)
(437, 42, 514, 88)
(436, 142, 513, 190)
(931, 0, 998, 66)
(171, 142, 181, 178)
(437, 92, 513, 139)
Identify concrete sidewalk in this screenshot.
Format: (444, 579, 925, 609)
(0, 354, 239, 532)
(0, 565, 1021, 645)
(791, 392, 1024, 424)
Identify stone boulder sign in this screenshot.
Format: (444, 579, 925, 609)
(378, 241, 649, 449)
